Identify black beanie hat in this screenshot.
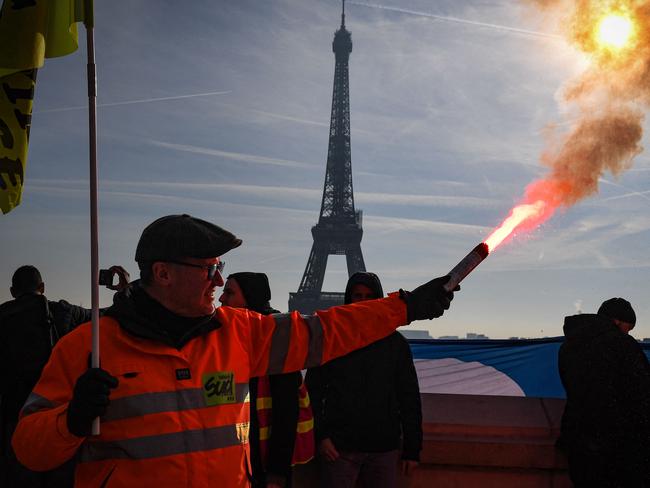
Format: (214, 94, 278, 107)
(344, 272, 384, 305)
(135, 214, 242, 263)
(228, 272, 271, 312)
(598, 297, 636, 326)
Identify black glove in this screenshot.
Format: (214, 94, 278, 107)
(400, 275, 457, 323)
(67, 368, 119, 437)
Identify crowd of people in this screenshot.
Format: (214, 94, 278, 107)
(0, 213, 648, 488)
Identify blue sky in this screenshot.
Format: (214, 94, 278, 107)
(2, 0, 649, 339)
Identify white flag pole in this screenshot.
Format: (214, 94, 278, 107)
(84, 0, 101, 436)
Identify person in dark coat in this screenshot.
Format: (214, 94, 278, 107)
(558, 297, 650, 488)
(306, 272, 422, 488)
(219, 272, 304, 488)
(0, 264, 129, 488)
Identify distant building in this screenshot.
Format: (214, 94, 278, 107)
(438, 335, 459, 340)
(466, 333, 489, 340)
(400, 329, 433, 340)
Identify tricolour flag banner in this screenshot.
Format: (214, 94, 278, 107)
(0, 0, 85, 214)
(409, 337, 650, 398)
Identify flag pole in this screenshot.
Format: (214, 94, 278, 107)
(84, 0, 101, 436)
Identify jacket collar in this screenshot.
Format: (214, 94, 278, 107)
(106, 280, 222, 349)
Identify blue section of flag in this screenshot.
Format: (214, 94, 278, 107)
(409, 338, 650, 399)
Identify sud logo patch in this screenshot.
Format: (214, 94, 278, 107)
(202, 371, 236, 406)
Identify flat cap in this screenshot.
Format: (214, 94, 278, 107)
(597, 297, 636, 326)
(135, 214, 242, 263)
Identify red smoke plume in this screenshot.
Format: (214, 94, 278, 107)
(485, 0, 646, 250)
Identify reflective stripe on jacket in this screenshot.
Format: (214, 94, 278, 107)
(12, 293, 406, 488)
(256, 376, 315, 466)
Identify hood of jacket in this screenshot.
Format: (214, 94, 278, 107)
(563, 313, 618, 343)
(106, 280, 221, 349)
(344, 272, 384, 305)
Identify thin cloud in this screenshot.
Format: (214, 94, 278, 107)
(25, 181, 319, 217)
(600, 190, 650, 203)
(148, 141, 317, 169)
(213, 101, 375, 135)
(482, 260, 650, 272)
(25, 178, 497, 228)
(31, 179, 494, 211)
(27, 179, 321, 203)
(132, 181, 498, 210)
(214, 101, 329, 128)
(488, 212, 650, 271)
(349, 1, 561, 40)
(598, 178, 650, 204)
(356, 191, 500, 209)
(208, 183, 500, 210)
(364, 214, 490, 237)
(35, 91, 232, 114)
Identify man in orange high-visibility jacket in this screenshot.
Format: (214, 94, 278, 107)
(12, 214, 456, 488)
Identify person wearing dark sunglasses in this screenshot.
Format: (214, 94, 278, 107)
(12, 213, 456, 488)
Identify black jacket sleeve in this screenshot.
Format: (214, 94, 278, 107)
(51, 299, 117, 338)
(0, 310, 8, 395)
(266, 372, 301, 478)
(616, 339, 650, 438)
(49, 300, 92, 337)
(305, 366, 329, 442)
(396, 336, 422, 461)
(557, 344, 576, 451)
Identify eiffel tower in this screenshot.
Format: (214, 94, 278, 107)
(289, 0, 366, 314)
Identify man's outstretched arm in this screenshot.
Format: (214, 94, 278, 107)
(247, 275, 455, 377)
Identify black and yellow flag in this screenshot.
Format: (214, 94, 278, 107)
(0, 0, 86, 214)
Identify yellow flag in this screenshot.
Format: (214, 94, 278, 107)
(0, 0, 86, 214)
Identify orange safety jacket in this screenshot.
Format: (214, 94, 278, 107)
(12, 294, 406, 488)
(255, 376, 315, 466)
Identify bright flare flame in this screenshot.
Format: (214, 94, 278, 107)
(596, 14, 634, 50)
(484, 201, 546, 252)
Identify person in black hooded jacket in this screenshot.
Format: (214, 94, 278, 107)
(558, 297, 650, 488)
(305, 272, 422, 488)
(0, 264, 129, 488)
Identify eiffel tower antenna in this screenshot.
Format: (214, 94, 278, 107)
(289, 2, 366, 314)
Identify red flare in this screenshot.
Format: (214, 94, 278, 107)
(484, 200, 547, 251)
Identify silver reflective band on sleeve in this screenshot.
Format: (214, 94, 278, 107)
(302, 315, 323, 368)
(267, 313, 293, 375)
(103, 384, 250, 422)
(79, 424, 247, 462)
(21, 392, 56, 417)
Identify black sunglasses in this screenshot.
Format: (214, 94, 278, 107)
(166, 260, 225, 280)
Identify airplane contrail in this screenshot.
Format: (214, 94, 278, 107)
(35, 90, 232, 114)
(348, 1, 561, 41)
(598, 178, 650, 203)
